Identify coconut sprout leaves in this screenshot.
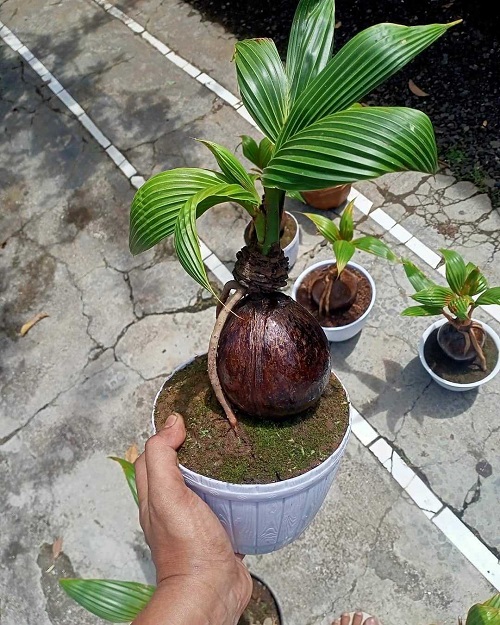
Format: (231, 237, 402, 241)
(234, 38, 288, 142)
(352, 236, 397, 261)
(60, 579, 154, 623)
(339, 201, 354, 240)
(449, 295, 474, 320)
(286, 0, 335, 104)
(401, 305, 445, 317)
(466, 594, 500, 625)
(333, 239, 355, 275)
(109, 457, 138, 506)
(277, 21, 458, 144)
(476, 287, 500, 306)
(304, 212, 340, 243)
(263, 107, 438, 191)
(440, 248, 467, 294)
(412, 286, 455, 308)
(258, 137, 275, 169)
(174, 184, 259, 293)
(463, 263, 489, 296)
(402, 259, 436, 292)
(240, 135, 260, 168)
(198, 141, 260, 200)
(129, 168, 228, 254)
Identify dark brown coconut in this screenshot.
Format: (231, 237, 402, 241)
(217, 292, 331, 418)
(310, 267, 359, 313)
(437, 321, 486, 361)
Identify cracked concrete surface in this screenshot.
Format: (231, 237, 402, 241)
(1, 0, 499, 623)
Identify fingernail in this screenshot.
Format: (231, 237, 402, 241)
(164, 413, 178, 429)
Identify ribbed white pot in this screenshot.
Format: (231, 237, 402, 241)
(292, 260, 376, 342)
(418, 318, 500, 392)
(152, 357, 352, 555)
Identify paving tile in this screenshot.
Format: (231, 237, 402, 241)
(405, 237, 441, 268)
(368, 438, 393, 465)
(389, 223, 412, 244)
(370, 208, 397, 231)
(351, 407, 379, 446)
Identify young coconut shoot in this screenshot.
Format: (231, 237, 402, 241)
(402, 251, 500, 371)
(303, 202, 397, 316)
(129, 0, 457, 429)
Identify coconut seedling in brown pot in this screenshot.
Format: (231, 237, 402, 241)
(125, 0, 456, 554)
(293, 202, 396, 341)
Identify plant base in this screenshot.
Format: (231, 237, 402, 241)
(423, 327, 498, 384)
(296, 265, 372, 328)
(154, 355, 349, 484)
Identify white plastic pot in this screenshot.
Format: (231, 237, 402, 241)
(152, 357, 352, 555)
(291, 260, 376, 342)
(244, 211, 300, 269)
(418, 318, 500, 392)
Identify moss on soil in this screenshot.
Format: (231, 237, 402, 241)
(154, 355, 349, 484)
(424, 328, 499, 384)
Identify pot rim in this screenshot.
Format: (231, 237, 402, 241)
(151, 355, 352, 494)
(249, 573, 285, 625)
(291, 259, 376, 332)
(418, 317, 500, 388)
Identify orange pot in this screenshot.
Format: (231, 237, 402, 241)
(302, 184, 351, 210)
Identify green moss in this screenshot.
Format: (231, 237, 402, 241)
(154, 355, 349, 484)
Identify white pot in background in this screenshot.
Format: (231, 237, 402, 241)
(418, 318, 500, 392)
(292, 260, 376, 342)
(152, 357, 352, 555)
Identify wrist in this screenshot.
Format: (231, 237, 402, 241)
(133, 576, 244, 625)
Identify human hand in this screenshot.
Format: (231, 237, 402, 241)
(133, 412, 252, 625)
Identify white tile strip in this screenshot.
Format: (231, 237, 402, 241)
(5, 12, 500, 591)
(433, 508, 500, 589)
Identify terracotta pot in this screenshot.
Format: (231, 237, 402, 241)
(302, 184, 351, 210)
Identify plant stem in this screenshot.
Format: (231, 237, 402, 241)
(261, 187, 285, 255)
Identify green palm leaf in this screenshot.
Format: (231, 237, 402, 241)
(241, 135, 260, 168)
(304, 212, 340, 243)
(174, 183, 258, 292)
(129, 168, 227, 254)
(440, 249, 467, 294)
(401, 305, 443, 317)
(464, 263, 489, 296)
(476, 287, 500, 306)
(466, 594, 500, 625)
(258, 137, 275, 169)
(263, 107, 438, 191)
(60, 579, 154, 622)
(339, 201, 354, 241)
(278, 20, 459, 143)
(449, 294, 473, 320)
(109, 457, 138, 506)
(286, 0, 335, 103)
(412, 286, 455, 307)
(234, 39, 288, 142)
(333, 239, 355, 275)
(198, 140, 259, 199)
(402, 259, 435, 292)
(353, 236, 396, 261)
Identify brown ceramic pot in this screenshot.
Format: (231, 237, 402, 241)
(302, 184, 351, 210)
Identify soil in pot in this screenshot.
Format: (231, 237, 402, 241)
(423, 327, 499, 384)
(244, 213, 297, 250)
(239, 576, 281, 625)
(154, 355, 350, 484)
(296, 265, 372, 328)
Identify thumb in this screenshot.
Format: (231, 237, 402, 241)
(156, 412, 186, 451)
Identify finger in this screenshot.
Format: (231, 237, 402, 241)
(364, 619, 378, 625)
(145, 413, 187, 497)
(331, 620, 340, 625)
(235, 554, 246, 561)
(340, 614, 351, 625)
(134, 452, 149, 528)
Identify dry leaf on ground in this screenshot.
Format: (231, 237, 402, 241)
(125, 443, 139, 464)
(335, 20, 342, 28)
(52, 536, 63, 560)
(408, 79, 429, 97)
(20, 312, 49, 336)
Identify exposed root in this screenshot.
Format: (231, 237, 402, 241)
(208, 282, 247, 430)
(469, 322, 487, 371)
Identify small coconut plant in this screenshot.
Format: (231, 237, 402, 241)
(402, 251, 500, 390)
(128, 0, 457, 553)
(293, 201, 396, 341)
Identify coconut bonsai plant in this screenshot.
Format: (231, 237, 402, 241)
(402, 251, 500, 390)
(129, 0, 456, 552)
(292, 201, 396, 341)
